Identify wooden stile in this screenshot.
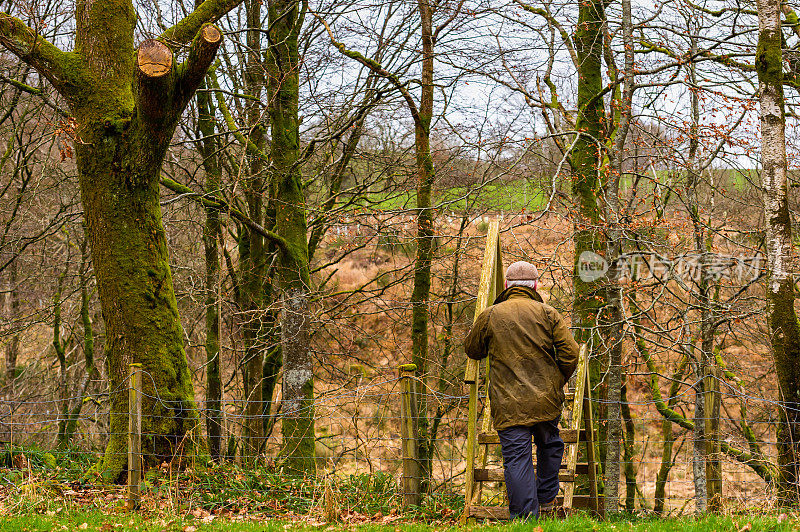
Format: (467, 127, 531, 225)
(463, 221, 504, 515)
(460, 221, 601, 523)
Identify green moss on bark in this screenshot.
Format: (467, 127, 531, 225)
(572, 0, 608, 490)
(756, 9, 800, 502)
(267, 0, 315, 477)
(756, 30, 783, 89)
(1, 0, 233, 484)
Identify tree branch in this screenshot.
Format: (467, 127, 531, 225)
(633, 307, 777, 484)
(314, 12, 422, 125)
(0, 13, 85, 96)
(685, 0, 755, 16)
(176, 24, 222, 107)
(137, 25, 222, 130)
(135, 39, 175, 126)
(159, 176, 290, 253)
(159, 0, 243, 45)
(511, 0, 578, 69)
(208, 69, 270, 163)
(297, 84, 389, 165)
(0, 72, 41, 95)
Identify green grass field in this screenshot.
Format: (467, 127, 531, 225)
(361, 180, 546, 212)
(350, 167, 772, 214)
(355, 166, 774, 214)
(1, 511, 796, 531)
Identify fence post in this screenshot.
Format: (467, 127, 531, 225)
(128, 363, 142, 511)
(398, 363, 420, 507)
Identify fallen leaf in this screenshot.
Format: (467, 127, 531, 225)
(182, 527, 197, 532)
(738, 524, 752, 532)
(78, 524, 88, 530)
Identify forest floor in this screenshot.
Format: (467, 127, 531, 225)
(0, 511, 796, 531)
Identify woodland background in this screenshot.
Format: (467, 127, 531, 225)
(0, 0, 798, 518)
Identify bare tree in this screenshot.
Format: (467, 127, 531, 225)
(757, 0, 800, 505)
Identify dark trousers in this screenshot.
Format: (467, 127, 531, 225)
(497, 417, 564, 519)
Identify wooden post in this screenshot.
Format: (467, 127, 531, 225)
(583, 363, 604, 518)
(128, 363, 143, 511)
(399, 363, 420, 507)
(461, 365, 479, 524)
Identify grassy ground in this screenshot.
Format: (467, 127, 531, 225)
(0, 511, 796, 532)
(1, 449, 795, 530)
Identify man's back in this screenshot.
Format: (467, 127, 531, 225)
(465, 262, 580, 520)
(465, 285, 579, 430)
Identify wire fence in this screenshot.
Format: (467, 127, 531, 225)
(0, 358, 786, 517)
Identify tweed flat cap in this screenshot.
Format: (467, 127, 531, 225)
(505, 261, 539, 281)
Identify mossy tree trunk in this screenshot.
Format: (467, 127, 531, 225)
(195, 68, 223, 461)
(54, 256, 71, 447)
(572, 0, 606, 342)
(410, 0, 436, 491)
(260, 287, 282, 439)
(756, 0, 800, 505)
(267, 0, 315, 476)
(0, 0, 240, 482)
(240, 0, 268, 462)
(572, 0, 607, 490)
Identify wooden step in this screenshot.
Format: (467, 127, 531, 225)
(468, 505, 509, 520)
(469, 495, 597, 519)
(475, 461, 589, 474)
(573, 463, 591, 475)
(474, 468, 574, 482)
(474, 462, 589, 482)
(478, 428, 585, 445)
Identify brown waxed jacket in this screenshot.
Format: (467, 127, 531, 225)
(465, 285, 580, 430)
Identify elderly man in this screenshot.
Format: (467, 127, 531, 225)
(465, 260, 579, 520)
